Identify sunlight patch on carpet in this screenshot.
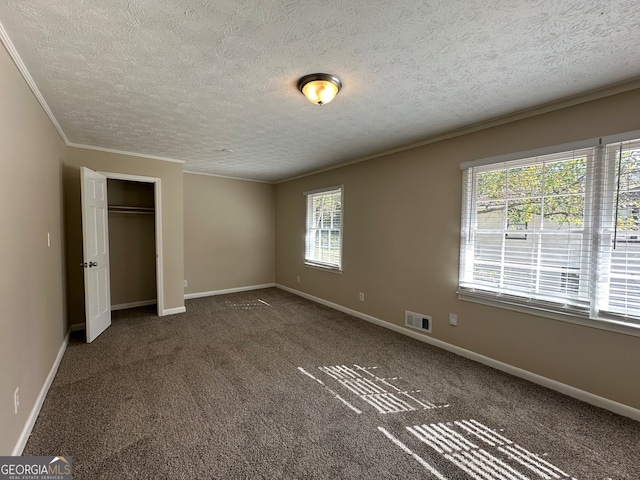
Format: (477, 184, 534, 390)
(299, 363, 448, 414)
(377, 426, 447, 480)
(404, 419, 577, 480)
(223, 299, 270, 310)
(297, 367, 362, 414)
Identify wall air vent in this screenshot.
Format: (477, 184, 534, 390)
(405, 311, 432, 333)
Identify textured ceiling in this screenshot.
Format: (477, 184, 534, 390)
(1, 1, 640, 182)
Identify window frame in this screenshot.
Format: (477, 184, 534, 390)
(304, 185, 343, 272)
(458, 131, 640, 337)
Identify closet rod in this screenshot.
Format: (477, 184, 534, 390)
(108, 205, 155, 214)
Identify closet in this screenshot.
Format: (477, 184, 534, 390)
(107, 179, 157, 310)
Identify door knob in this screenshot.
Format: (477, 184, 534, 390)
(79, 262, 87, 268)
(89, 261, 98, 267)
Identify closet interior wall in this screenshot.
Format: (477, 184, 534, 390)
(107, 179, 157, 309)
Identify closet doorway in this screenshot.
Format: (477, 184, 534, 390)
(100, 172, 164, 315)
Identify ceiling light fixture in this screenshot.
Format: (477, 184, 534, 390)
(297, 73, 342, 105)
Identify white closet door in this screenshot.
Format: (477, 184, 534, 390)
(80, 167, 112, 342)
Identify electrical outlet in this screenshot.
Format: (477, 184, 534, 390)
(296, 275, 300, 283)
(14, 387, 19, 414)
(184, 280, 188, 288)
(449, 313, 458, 326)
(359, 292, 365, 302)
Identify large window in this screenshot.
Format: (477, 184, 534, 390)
(459, 136, 640, 329)
(305, 186, 343, 270)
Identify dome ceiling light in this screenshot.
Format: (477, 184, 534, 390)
(297, 73, 342, 105)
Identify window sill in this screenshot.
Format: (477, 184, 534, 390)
(458, 292, 640, 338)
(304, 262, 343, 274)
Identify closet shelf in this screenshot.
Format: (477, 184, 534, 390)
(108, 205, 155, 214)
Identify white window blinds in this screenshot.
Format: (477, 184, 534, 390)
(305, 186, 343, 270)
(459, 137, 640, 328)
(597, 139, 640, 322)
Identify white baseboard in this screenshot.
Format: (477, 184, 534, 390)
(184, 283, 276, 300)
(276, 284, 640, 422)
(111, 299, 156, 311)
(74, 302, 182, 321)
(70, 323, 85, 332)
(12, 332, 70, 456)
(161, 306, 186, 316)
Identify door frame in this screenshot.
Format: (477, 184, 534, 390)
(99, 171, 165, 316)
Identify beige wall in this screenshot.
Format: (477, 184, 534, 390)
(108, 213, 156, 305)
(0, 44, 67, 454)
(184, 173, 275, 294)
(275, 88, 640, 409)
(107, 180, 157, 306)
(64, 147, 184, 322)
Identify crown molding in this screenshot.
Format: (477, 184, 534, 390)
(68, 143, 186, 164)
(277, 79, 640, 184)
(183, 170, 274, 184)
(0, 20, 69, 144)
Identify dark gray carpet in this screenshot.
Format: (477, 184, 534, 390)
(24, 288, 640, 479)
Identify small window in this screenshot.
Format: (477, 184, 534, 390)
(305, 186, 343, 270)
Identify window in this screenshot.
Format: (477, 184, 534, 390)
(305, 186, 343, 270)
(459, 135, 640, 329)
